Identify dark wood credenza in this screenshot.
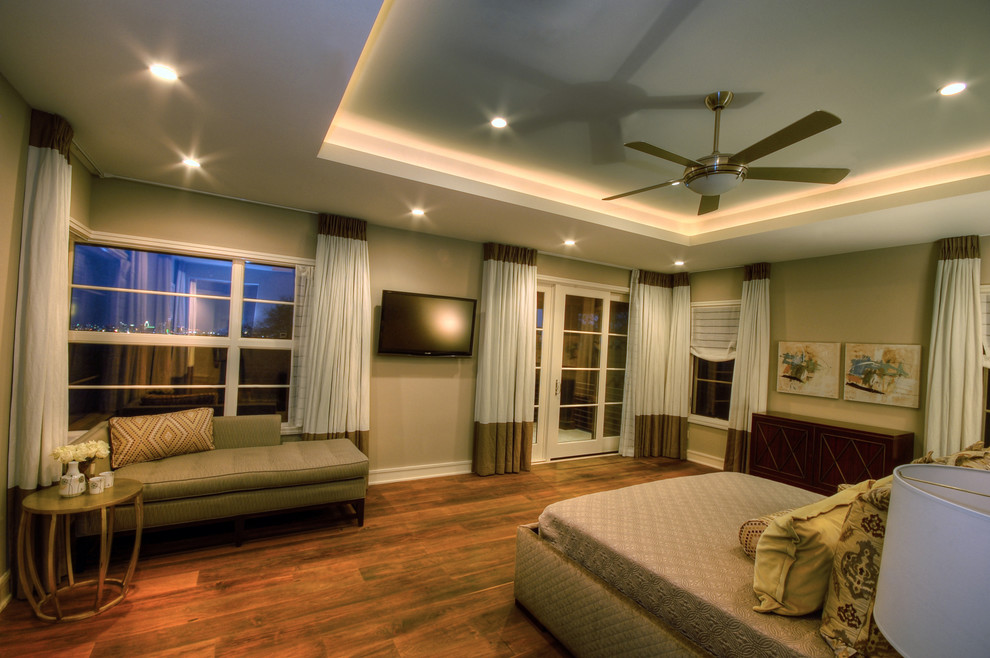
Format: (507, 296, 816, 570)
(748, 412, 915, 495)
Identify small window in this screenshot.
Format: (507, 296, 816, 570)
(689, 301, 740, 424)
(692, 358, 734, 420)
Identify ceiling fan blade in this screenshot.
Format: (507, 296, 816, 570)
(730, 110, 842, 165)
(746, 167, 850, 184)
(698, 195, 720, 215)
(626, 141, 702, 168)
(589, 119, 626, 164)
(603, 179, 681, 201)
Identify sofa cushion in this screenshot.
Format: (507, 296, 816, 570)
(114, 439, 368, 502)
(109, 408, 215, 468)
(212, 413, 282, 449)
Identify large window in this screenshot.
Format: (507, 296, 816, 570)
(689, 301, 740, 425)
(69, 244, 297, 430)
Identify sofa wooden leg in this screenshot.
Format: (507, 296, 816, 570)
(354, 500, 365, 527)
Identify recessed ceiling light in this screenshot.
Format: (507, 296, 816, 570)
(411, 208, 425, 216)
(182, 158, 201, 168)
(938, 82, 967, 96)
(564, 239, 576, 246)
(150, 64, 179, 81)
(490, 117, 508, 129)
(674, 260, 685, 266)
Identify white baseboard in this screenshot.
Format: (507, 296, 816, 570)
(0, 570, 11, 613)
(687, 450, 724, 471)
(369, 460, 473, 485)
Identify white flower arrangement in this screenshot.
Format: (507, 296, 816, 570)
(51, 440, 110, 464)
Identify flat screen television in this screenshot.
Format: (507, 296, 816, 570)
(377, 290, 477, 357)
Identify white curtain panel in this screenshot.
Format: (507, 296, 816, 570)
(619, 271, 689, 458)
(473, 243, 536, 475)
(925, 236, 983, 456)
(8, 111, 72, 490)
(289, 264, 313, 428)
(662, 280, 692, 457)
(724, 263, 771, 472)
(300, 215, 371, 452)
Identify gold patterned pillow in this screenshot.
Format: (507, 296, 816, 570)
(739, 509, 793, 560)
(109, 408, 215, 469)
(819, 484, 899, 657)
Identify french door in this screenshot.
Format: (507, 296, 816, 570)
(534, 282, 628, 461)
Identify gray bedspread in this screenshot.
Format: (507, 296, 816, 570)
(538, 471, 832, 657)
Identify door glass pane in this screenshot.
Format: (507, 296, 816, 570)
(609, 301, 629, 334)
(605, 370, 624, 403)
(536, 291, 544, 329)
(603, 404, 622, 438)
(563, 296, 602, 332)
(560, 370, 598, 405)
(559, 406, 595, 443)
(561, 333, 600, 368)
(607, 335, 626, 369)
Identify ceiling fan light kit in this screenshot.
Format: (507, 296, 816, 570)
(605, 91, 850, 214)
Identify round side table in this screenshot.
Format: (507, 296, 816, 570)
(17, 478, 144, 622)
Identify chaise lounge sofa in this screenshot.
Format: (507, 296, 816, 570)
(72, 411, 369, 544)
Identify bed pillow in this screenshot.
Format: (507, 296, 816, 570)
(109, 407, 215, 469)
(820, 483, 899, 657)
(739, 509, 793, 560)
(752, 485, 867, 616)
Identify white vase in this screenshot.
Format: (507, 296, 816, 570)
(59, 461, 87, 497)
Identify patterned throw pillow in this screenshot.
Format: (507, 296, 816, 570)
(912, 441, 990, 468)
(109, 407, 215, 469)
(739, 509, 793, 560)
(819, 484, 899, 658)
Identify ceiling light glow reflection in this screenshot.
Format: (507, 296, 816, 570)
(939, 82, 967, 96)
(150, 64, 178, 81)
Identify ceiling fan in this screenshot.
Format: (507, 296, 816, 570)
(603, 91, 850, 214)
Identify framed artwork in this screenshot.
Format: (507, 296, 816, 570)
(843, 343, 922, 408)
(776, 342, 840, 398)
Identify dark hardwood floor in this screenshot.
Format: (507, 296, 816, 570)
(2, 455, 714, 657)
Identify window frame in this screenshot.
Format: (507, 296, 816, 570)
(67, 226, 312, 435)
(688, 300, 741, 430)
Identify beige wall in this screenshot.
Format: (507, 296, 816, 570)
(687, 238, 990, 463)
(368, 225, 483, 472)
(89, 178, 317, 260)
(537, 253, 629, 287)
(0, 72, 29, 600)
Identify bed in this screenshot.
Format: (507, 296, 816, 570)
(514, 472, 834, 657)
